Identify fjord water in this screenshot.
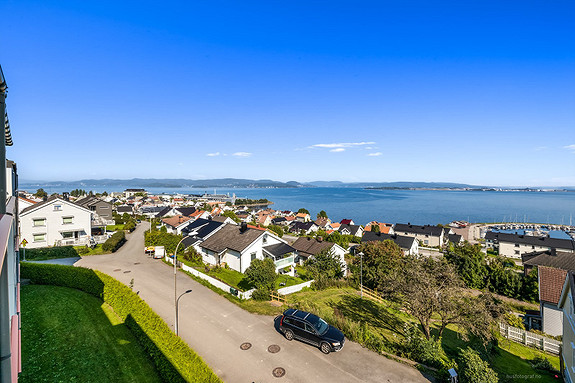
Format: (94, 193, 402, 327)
(27, 184, 575, 226)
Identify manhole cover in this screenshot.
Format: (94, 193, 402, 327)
(272, 367, 285, 378)
(133, 262, 140, 265)
(113, 269, 121, 272)
(240, 342, 252, 350)
(123, 270, 131, 273)
(268, 345, 281, 353)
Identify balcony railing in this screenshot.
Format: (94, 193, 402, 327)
(274, 255, 295, 270)
(55, 234, 109, 247)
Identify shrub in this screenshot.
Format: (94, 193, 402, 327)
(531, 356, 558, 372)
(102, 231, 126, 252)
(244, 258, 277, 291)
(20, 262, 221, 383)
(457, 347, 498, 383)
(503, 312, 525, 330)
(75, 246, 91, 255)
(251, 288, 271, 301)
(402, 323, 448, 369)
(22, 246, 78, 260)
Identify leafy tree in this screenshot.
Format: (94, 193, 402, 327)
(371, 224, 380, 233)
(444, 242, 488, 289)
(202, 203, 212, 211)
(244, 258, 277, 291)
(304, 248, 343, 288)
(223, 210, 241, 224)
(487, 257, 522, 298)
(351, 240, 403, 290)
(145, 231, 183, 255)
(268, 225, 284, 238)
(297, 208, 310, 215)
(316, 210, 328, 218)
(457, 348, 498, 383)
(521, 267, 539, 303)
(34, 188, 48, 199)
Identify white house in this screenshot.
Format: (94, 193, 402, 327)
(558, 271, 575, 382)
(485, 231, 575, 259)
(198, 223, 296, 274)
(20, 196, 93, 248)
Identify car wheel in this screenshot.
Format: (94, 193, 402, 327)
(284, 329, 294, 341)
(320, 342, 331, 354)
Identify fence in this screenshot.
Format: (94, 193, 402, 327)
(499, 323, 561, 355)
(277, 280, 314, 295)
(360, 285, 384, 304)
(270, 291, 286, 304)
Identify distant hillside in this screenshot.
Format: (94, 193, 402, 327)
(305, 181, 483, 189)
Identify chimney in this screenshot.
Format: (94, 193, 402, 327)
(551, 248, 557, 256)
(63, 192, 69, 201)
(240, 222, 248, 233)
(43, 195, 48, 202)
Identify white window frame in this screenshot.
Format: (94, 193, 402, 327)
(33, 218, 46, 227)
(62, 216, 74, 225)
(33, 233, 46, 242)
(54, 205, 62, 211)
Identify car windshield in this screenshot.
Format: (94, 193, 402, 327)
(307, 314, 329, 335)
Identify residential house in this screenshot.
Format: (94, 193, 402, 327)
(314, 217, 332, 230)
(291, 237, 347, 274)
(20, 196, 93, 248)
(175, 206, 197, 217)
(161, 215, 192, 235)
(289, 221, 319, 235)
(124, 188, 146, 197)
(295, 213, 311, 223)
(393, 223, 449, 247)
(364, 221, 394, 234)
(211, 216, 237, 225)
(362, 231, 419, 256)
(339, 224, 364, 238)
(116, 205, 134, 216)
(76, 196, 114, 226)
(485, 232, 575, 259)
(140, 206, 166, 218)
(181, 218, 226, 253)
(255, 213, 273, 227)
(198, 223, 295, 274)
(155, 206, 178, 218)
(523, 249, 575, 335)
(18, 195, 36, 214)
(340, 219, 355, 226)
(328, 222, 341, 231)
(272, 217, 289, 226)
(558, 272, 575, 382)
(189, 210, 211, 221)
(447, 233, 463, 244)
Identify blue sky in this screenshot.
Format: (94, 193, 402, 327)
(2, 1, 574, 186)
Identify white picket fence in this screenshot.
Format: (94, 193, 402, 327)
(499, 323, 561, 355)
(166, 256, 313, 300)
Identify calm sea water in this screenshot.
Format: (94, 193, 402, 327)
(22, 184, 575, 226)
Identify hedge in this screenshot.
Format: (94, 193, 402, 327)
(102, 230, 126, 252)
(21, 246, 78, 261)
(20, 262, 222, 383)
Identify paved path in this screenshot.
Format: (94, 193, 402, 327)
(26, 256, 81, 266)
(77, 224, 432, 383)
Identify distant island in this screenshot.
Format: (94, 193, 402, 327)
(18, 178, 575, 192)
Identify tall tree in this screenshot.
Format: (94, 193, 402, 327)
(297, 208, 310, 215)
(34, 188, 48, 199)
(352, 240, 403, 290)
(305, 248, 343, 288)
(244, 258, 277, 291)
(444, 242, 488, 289)
(316, 210, 328, 218)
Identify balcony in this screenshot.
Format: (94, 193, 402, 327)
(274, 255, 295, 270)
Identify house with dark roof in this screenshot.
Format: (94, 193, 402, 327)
(180, 218, 226, 252)
(272, 217, 288, 226)
(289, 221, 319, 235)
(76, 196, 114, 224)
(340, 219, 355, 226)
(291, 237, 347, 274)
(362, 231, 419, 256)
(175, 206, 197, 217)
(155, 206, 177, 218)
(558, 272, 575, 381)
(394, 223, 450, 247)
(338, 224, 363, 238)
(447, 233, 463, 244)
(485, 231, 575, 259)
(198, 223, 295, 274)
(116, 205, 134, 215)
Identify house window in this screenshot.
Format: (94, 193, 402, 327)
(514, 250, 520, 255)
(514, 243, 520, 247)
(33, 233, 46, 242)
(263, 235, 267, 244)
(100, 206, 108, 209)
(424, 240, 429, 245)
(54, 205, 62, 211)
(33, 218, 46, 227)
(62, 232, 74, 239)
(251, 252, 257, 261)
(62, 216, 74, 225)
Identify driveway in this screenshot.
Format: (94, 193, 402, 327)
(76, 224, 432, 383)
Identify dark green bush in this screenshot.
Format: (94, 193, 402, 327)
(75, 246, 91, 255)
(102, 231, 126, 252)
(21, 246, 78, 260)
(20, 262, 221, 383)
(531, 355, 557, 372)
(251, 288, 271, 301)
(402, 324, 449, 369)
(457, 347, 498, 383)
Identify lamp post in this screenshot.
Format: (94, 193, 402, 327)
(173, 234, 190, 336)
(176, 289, 192, 336)
(358, 252, 364, 298)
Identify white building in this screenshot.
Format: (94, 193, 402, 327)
(20, 196, 93, 248)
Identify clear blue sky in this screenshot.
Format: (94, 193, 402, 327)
(2, 0, 574, 186)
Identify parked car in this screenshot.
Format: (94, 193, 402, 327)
(278, 308, 345, 354)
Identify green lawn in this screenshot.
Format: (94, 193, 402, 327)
(20, 285, 162, 383)
(106, 224, 125, 231)
(73, 244, 109, 256)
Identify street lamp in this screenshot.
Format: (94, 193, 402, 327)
(358, 252, 364, 298)
(174, 233, 191, 336)
(176, 289, 192, 336)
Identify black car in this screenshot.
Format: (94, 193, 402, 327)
(278, 308, 345, 354)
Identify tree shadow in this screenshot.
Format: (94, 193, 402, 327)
(328, 294, 406, 336)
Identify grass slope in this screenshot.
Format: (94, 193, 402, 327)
(20, 285, 162, 383)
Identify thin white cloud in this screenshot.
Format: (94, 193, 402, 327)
(310, 141, 376, 149)
(206, 152, 220, 157)
(330, 148, 345, 153)
(368, 152, 382, 157)
(564, 144, 575, 152)
(233, 152, 252, 157)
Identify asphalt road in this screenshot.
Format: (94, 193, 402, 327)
(76, 224, 432, 383)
